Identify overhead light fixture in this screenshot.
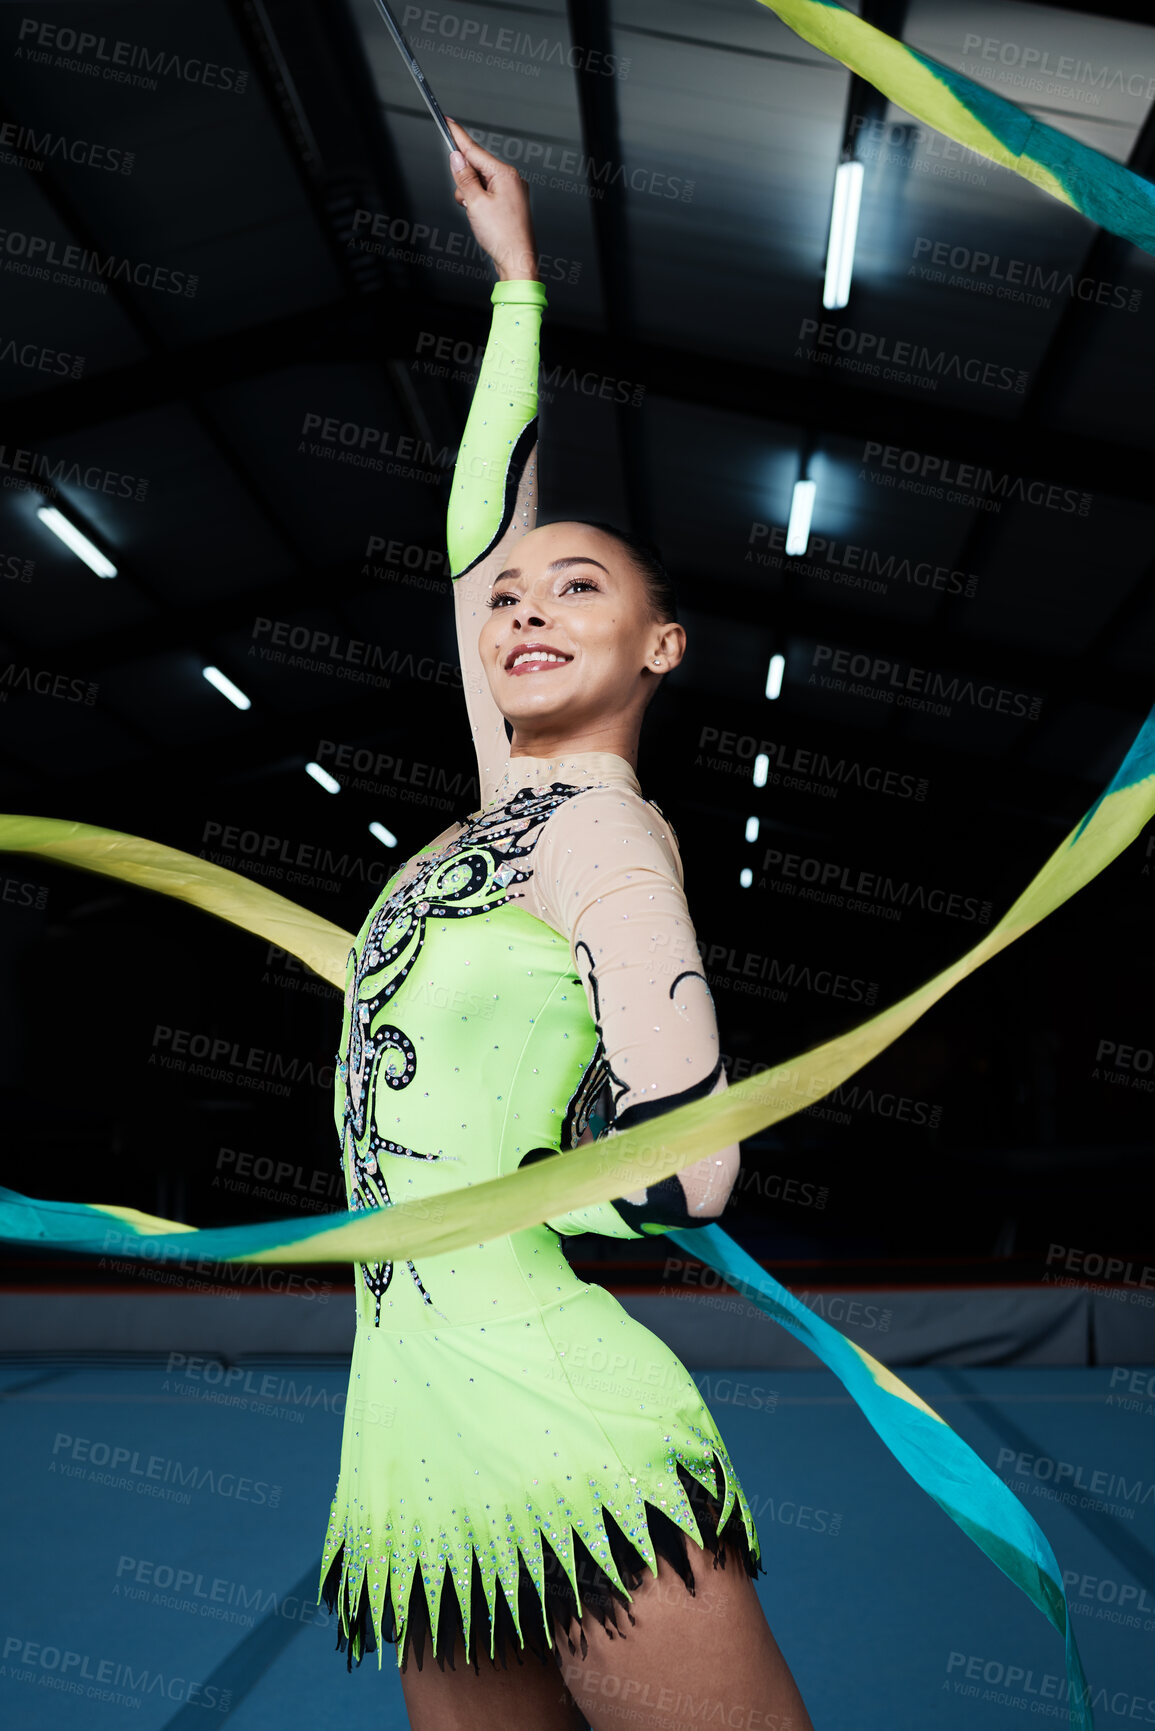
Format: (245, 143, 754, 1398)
(822, 158, 864, 310)
(753, 753, 769, 789)
(740, 867, 753, 889)
(765, 653, 785, 701)
(201, 665, 251, 710)
(785, 480, 816, 557)
(745, 816, 760, 843)
(306, 761, 341, 794)
(369, 821, 398, 848)
(36, 505, 117, 577)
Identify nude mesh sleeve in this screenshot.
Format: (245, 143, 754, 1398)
(531, 787, 727, 1238)
(446, 279, 548, 806)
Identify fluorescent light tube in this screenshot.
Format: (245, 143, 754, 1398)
(36, 505, 116, 577)
(202, 665, 251, 710)
(306, 761, 341, 794)
(823, 159, 864, 310)
(785, 480, 816, 557)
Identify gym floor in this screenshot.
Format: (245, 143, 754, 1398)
(3, 1357, 1152, 1729)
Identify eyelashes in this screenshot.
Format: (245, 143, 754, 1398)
(486, 578, 601, 610)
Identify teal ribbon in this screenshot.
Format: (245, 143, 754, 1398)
(668, 1224, 1092, 1727)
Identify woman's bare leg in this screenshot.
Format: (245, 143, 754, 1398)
(399, 1636, 590, 1731)
(553, 1542, 815, 1731)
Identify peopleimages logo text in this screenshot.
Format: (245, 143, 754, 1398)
(0, 121, 134, 174)
(811, 645, 1042, 721)
(470, 128, 693, 202)
(961, 33, 1155, 101)
(401, 7, 629, 77)
(747, 521, 978, 598)
(798, 317, 1026, 392)
(0, 227, 197, 295)
(912, 237, 1141, 312)
(200, 820, 390, 888)
(759, 848, 991, 924)
(15, 18, 249, 94)
(0, 443, 147, 499)
(861, 440, 1091, 515)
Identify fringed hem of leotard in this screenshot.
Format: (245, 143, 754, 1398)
(319, 1454, 761, 1674)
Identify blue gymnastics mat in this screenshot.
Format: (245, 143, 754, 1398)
(2, 1358, 1152, 1729)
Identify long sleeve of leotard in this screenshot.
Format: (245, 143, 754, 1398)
(530, 786, 731, 1239)
(446, 279, 548, 807)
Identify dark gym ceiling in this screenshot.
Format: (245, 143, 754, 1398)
(1, 0, 1153, 1262)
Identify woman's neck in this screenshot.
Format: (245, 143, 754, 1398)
(507, 720, 640, 769)
(488, 746, 642, 806)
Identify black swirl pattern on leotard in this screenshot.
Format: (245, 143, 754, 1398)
(335, 783, 584, 1324)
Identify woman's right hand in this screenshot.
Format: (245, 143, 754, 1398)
(445, 117, 540, 283)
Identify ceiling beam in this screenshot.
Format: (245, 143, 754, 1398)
(565, 0, 654, 538)
(5, 287, 1149, 507)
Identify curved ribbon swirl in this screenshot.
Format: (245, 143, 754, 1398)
(3, 708, 1153, 1728)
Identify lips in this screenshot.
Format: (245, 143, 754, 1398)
(504, 641, 574, 676)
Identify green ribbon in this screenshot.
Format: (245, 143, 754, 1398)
(756, 0, 1155, 253)
(2, 702, 1153, 1261)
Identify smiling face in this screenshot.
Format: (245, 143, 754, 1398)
(477, 521, 684, 754)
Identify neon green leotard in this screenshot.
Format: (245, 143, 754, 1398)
(318, 278, 759, 1670)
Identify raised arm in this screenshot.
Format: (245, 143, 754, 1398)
(444, 120, 548, 806)
(528, 787, 742, 1239)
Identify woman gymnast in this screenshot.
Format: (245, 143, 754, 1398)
(0, 14, 1143, 1714)
(317, 117, 816, 1731)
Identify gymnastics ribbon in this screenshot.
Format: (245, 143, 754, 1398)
(0, 817, 350, 985)
(754, 0, 1155, 255)
(4, 719, 1151, 1731)
(667, 1223, 1093, 1729)
(8, 29, 1150, 1724)
(1, 703, 1153, 1262)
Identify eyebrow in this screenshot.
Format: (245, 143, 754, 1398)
(493, 556, 610, 584)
